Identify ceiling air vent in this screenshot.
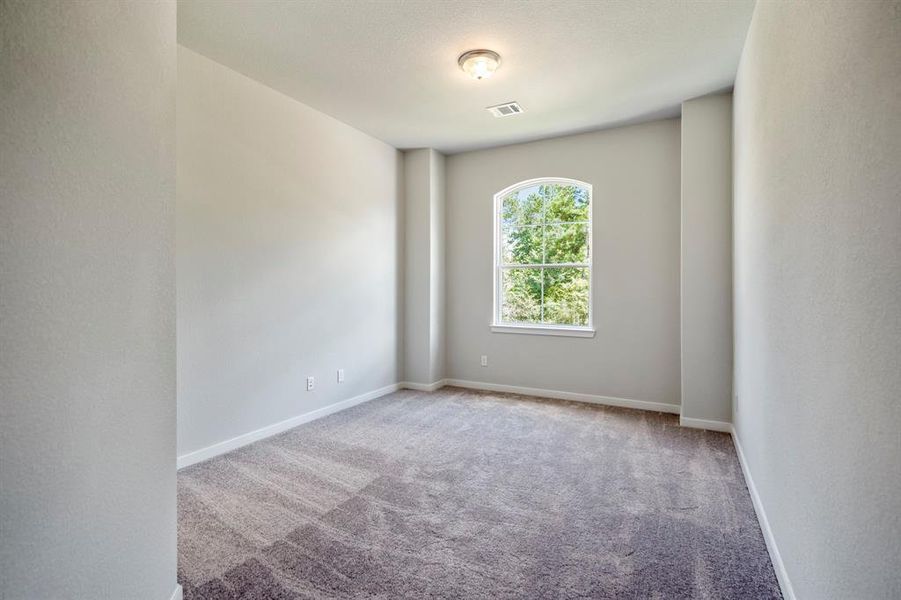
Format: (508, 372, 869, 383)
(487, 101, 524, 118)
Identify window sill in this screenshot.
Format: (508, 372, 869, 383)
(490, 324, 596, 338)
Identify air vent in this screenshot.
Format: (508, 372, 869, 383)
(487, 101, 524, 118)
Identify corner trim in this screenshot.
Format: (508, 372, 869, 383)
(679, 416, 732, 432)
(176, 383, 401, 469)
(400, 380, 447, 392)
(730, 425, 796, 600)
(169, 584, 183, 600)
(444, 378, 680, 414)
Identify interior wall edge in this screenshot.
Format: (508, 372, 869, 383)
(444, 379, 681, 414)
(177, 383, 402, 470)
(678, 416, 732, 433)
(177, 377, 701, 470)
(730, 426, 797, 600)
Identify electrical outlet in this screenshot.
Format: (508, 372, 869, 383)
(337, 369, 345, 383)
(480, 355, 488, 367)
(306, 376, 315, 391)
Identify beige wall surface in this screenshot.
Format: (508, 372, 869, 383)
(680, 93, 734, 424)
(177, 47, 403, 457)
(445, 120, 682, 406)
(403, 148, 446, 385)
(733, 1, 901, 597)
(1, 2, 178, 598)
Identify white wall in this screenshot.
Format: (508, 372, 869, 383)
(403, 149, 446, 385)
(176, 47, 403, 458)
(0, 2, 177, 599)
(680, 93, 733, 425)
(446, 120, 681, 406)
(430, 152, 446, 384)
(733, 1, 901, 598)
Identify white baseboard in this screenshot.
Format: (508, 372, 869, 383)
(400, 379, 447, 392)
(169, 584, 183, 600)
(444, 378, 680, 414)
(730, 426, 796, 600)
(177, 378, 675, 469)
(176, 383, 401, 470)
(679, 416, 732, 433)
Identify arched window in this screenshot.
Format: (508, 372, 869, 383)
(492, 178, 594, 337)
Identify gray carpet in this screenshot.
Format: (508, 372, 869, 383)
(177, 387, 781, 599)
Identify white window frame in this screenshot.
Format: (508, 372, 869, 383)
(491, 177, 595, 338)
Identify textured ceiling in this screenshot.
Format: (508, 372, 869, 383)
(178, 0, 755, 154)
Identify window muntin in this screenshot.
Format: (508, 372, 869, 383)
(493, 178, 592, 331)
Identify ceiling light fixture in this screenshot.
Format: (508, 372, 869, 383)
(458, 49, 501, 80)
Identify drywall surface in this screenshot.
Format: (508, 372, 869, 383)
(446, 120, 681, 405)
(177, 47, 402, 457)
(733, 1, 901, 597)
(680, 93, 733, 424)
(403, 150, 429, 383)
(429, 151, 446, 383)
(403, 150, 430, 383)
(403, 149, 446, 385)
(0, 2, 177, 599)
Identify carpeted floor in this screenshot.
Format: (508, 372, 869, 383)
(177, 387, 781, 599)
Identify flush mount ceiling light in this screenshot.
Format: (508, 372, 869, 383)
(458, 49, 501, 80)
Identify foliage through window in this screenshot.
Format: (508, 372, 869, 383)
(494, 178, 592, 330)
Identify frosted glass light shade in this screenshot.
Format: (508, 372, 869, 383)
(458, 49, 501, 80)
